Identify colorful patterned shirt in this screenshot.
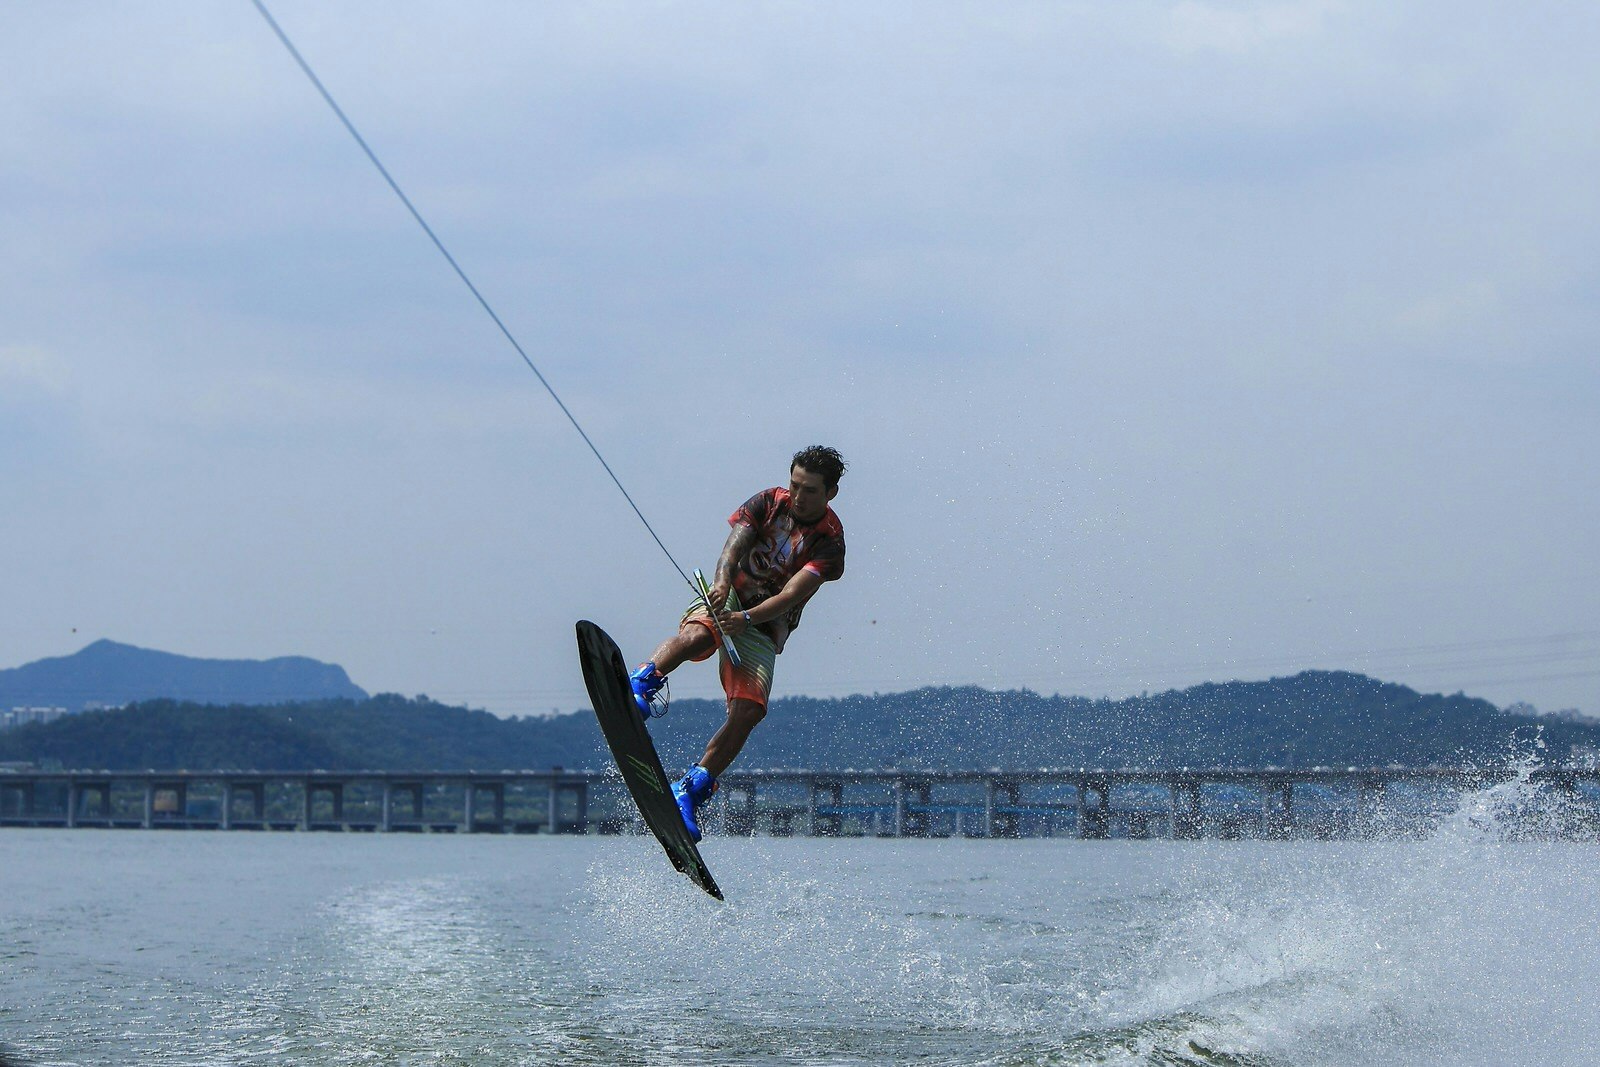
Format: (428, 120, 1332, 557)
(728, 487, 846, 635)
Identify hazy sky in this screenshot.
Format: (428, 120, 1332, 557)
(3, 1, 1596, 718)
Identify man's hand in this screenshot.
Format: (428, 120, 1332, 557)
(713, 604, 750, 636)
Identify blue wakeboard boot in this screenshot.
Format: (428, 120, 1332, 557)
(629, 662, 668, 719)
(671, 765, 718, 842)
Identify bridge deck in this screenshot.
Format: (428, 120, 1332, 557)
(1, 767, 1595, 839)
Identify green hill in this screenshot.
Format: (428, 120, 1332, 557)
(2, 671, 1594, 773)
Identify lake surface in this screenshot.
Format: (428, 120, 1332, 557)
(2, 774, 1595, 1066)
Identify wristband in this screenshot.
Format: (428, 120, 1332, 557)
(742, 611, 753, 625)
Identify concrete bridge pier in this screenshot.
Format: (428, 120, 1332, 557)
(810, 779, 843, 837)
(65, 781, 111, 828)
(0, 781, 31, 819)
(1263, 778, 1295, 839)
(893, 779, 932, 837)
(461, 781, 506, 832)
(392, 782, 425, 827)
(725, 782, 758, 836)
(537, 780, 588, 838)
(568, 781, 588, 833)
(1078, 780, 1111, 839)
(544, 780, 588, 831)
(218, 780, 255, 829)
(226, 781, 266, 827)
(985, 779, 1021, 838)
(68, 780, 111, 831)
(303, 781, 344, 829)
(1171, 780, 1203, 839)
(478, 782, 506, 830)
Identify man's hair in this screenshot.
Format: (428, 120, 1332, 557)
(792, 445, 847, 490)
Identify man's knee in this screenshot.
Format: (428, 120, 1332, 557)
(728, 698, 766, 729)
(674, 621, 716, 657)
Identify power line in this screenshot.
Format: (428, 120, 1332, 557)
(247, 0, 697, 596)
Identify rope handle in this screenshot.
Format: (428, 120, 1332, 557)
(693, 569, 743, 668)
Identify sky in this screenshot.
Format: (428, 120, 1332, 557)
(2, 1, 1596, 719)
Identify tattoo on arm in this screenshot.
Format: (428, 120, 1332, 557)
(715, 525, 758, 589)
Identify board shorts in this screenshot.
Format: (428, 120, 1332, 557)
(680, 589, 777, 708)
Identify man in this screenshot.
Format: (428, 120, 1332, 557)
(629, 445, 847, 841)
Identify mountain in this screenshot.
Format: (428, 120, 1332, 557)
(640, 670, 1600, 772)
(0, 639, 368, 712)
(3, 670, 1596, 772)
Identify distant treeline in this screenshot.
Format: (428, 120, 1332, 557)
(2, 671, 1595, 773)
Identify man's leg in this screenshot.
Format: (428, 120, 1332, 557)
(631, 620, 719, 717)
(697, 698, 766, 778)
(671, 697, 765, 841)
(667, 612, 775, 840)
(647, 620, 718, 674)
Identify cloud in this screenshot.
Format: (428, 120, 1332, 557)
(1165, 0, 1345, 55)
(1089, 107, 1463, 187)
(1393, 279, 1500, 337)
(0, 345, 74, 395)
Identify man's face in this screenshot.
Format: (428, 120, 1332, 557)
(789, 464, 835, 523)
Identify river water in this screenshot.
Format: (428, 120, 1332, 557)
(1, 772, 1595, 1066)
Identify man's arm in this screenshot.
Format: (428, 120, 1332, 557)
(709, 523, 758, 605)
(718, 568, 824, 635)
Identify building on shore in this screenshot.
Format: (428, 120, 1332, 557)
(1, 707, 69, 731)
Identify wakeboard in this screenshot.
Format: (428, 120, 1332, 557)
(575, 620, 723, 900)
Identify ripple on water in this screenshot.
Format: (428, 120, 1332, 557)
(1, 795, 1598, 1067)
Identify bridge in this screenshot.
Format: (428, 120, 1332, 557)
(1, 766, 1596, 839)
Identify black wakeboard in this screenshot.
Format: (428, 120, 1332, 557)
(575, 620, 723, 900)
